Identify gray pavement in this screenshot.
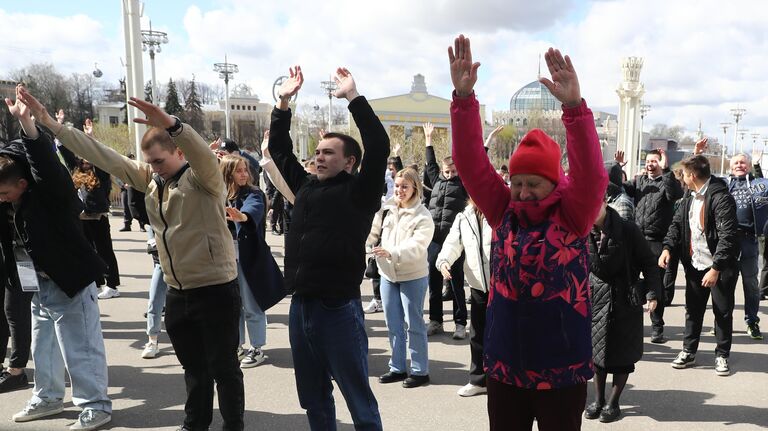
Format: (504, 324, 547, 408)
(0, 216, 766, 430)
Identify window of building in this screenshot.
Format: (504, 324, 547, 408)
(109, 116, 119, 126)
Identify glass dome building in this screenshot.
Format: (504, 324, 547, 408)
(509, 81, 559, 112)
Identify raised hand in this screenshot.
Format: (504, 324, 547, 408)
(694, 138, 708, 155)
(448, 34, 481, 98)
(5, 85, 31, 120)
(614, 150, 626, 166)
(209, 137, 222, 151)
(318, 128, 327, 139)
(16, 86, 57, 130)
(485, 125, 504, 147)
(56, 109, 65, 124)
(332, 67, 360, 102)
(423, 122, 434, 138)
(127, 97, 175, 128)
(659, 149, 668, 169)
(225, 207, 248, 223)
(84, 118, 94, 137)
(278, 66, 303, 100)
(539, 47, 581, 108)
(752, 145, 763, 165)
(392, 142, 401, 157)
(261, 130, 270, 158)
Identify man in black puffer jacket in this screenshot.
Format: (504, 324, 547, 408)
(268, 66, 387, 430)
(660, 155, 739, 376)
(423, 122, 469, 339)
(622, 149, 684, 343)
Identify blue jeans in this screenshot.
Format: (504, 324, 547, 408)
(147, 263, 168, 337)
(289, 296, 382, 431)
(380, 276, 429, 376)
(31, 279, 111, 413)
(237, 262, 267, 348)
(739, 236, 761, 325)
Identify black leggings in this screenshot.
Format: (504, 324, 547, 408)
(0, 283, 32, 369)
(82, 216, 120, 289)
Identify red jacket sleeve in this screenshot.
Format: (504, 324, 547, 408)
(558, 100, 608, 237)
(450, 93, 510, 229)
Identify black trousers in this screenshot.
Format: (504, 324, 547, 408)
(682, 265, 737, 357)
(165, 280, 244, 431)
(427, 241, 466, 326)
(127, 187, 149, 227)
(371, 278, 381, 301)
(647, 240, 666, 334)
(487, 379, 586, 431)
(468, 288, 488, 387)
(0, 283, 32, 369)
(759, 237, 768, 297)
(82, 216, 120, 289)
(121, 189, 133, 226)
(270, 194, 285, 233)
(663, 252, 680, 306)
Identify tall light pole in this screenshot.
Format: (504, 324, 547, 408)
(719, 122, 732, 176)
(738, 129, 749, 154)
(751, 133, 761, 153)
(730, 107, 746, 153)
(214, 55, 238, 139)
(320, 77, 338, 132)
(122, 0, 146, 159)
(637, 104, 651, 168)
(141, 21, 168, 104)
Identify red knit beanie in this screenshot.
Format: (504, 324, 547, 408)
(508, 128, 561, 184)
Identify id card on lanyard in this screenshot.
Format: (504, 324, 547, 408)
(14, 246, 39, 292)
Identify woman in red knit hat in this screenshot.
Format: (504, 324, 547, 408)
(448, 35, 608, 431)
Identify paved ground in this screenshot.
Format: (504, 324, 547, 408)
(0, 216, 766, 430)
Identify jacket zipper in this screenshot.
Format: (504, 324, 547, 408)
(156, 178, 183, 289)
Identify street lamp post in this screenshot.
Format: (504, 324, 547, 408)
(637, 104, 651, 168)
(320, 77, 338, 132)
(730, 107, 746, 153)
(719, 122, 732, 176)
(214, 55, 238, 139)
(140, 21, 168, 104)
(738, 129, 749, 154)
(751, 133, 761, 153)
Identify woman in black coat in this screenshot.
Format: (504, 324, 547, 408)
(585, 201, 662, 423)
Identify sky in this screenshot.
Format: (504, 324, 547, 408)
(2, 0, 767, 151)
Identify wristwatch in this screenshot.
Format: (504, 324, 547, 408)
(166, 116, 183, 137)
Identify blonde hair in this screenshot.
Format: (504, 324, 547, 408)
(219, 155, 253, 200)
(395, 167, 422, 206)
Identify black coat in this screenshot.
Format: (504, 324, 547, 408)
(268, 96, 389, 299)
(425, 146, 467, 244)
(589, 207, 662, 369)
(663, 176, 740, 272)
(0, 130, 106, 297)
(625, 169, 684, 242)
(58, 144, 112, 214)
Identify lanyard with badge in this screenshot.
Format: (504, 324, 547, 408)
(12, 214, 39, 292)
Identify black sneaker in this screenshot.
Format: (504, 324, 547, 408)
(599, 405, 621, 423)
(402, 374, 429, 388)
(584, 401, 603, 420)
(671, 351, 696, 369)
(119, 226, 131, 232)
(378, 371, 407, 384)
(651, 332, 666, 344)
(747, 322, 763, 340)
(0, 370, 29, 393)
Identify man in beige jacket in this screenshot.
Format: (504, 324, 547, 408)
(19, 88, 244, 431)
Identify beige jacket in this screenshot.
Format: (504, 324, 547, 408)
(56, 124, 237, 290)
(259, 157, 295, 204)
(366, 198, 434, 282)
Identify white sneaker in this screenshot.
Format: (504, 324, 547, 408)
(97, 287, 120, 299)
(13, 399, 64, 422)
(141, 341, 159, 359)
(453, 324, 467, 340)
(240, 348, 267, 368)
(457, 383, 487, 397)
(70, 408, 111, 430)
(363, 299, 383, 314)
(715, 356, 730, 376)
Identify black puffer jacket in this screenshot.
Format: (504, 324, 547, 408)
(425, 146, 467, 244)
(625, 169, 683, 241)
(0, 130, 106, 297)
(268, 96, 389, 299)
(663, 176, 740, 272)
(589, 207, 662, 369)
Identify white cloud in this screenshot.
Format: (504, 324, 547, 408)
(2, 0, 768, 147)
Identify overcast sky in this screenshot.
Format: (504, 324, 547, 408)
(2, 0, 767, 151)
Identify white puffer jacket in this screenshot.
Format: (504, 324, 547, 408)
(436, 203, 492, 292)
(366, 198, 435, 283)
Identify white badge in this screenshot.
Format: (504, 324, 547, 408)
(16, 261, 40, 292)
(233, 239, 239, 261)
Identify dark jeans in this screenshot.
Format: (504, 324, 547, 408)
(82, 216, 120, 289)
(647, 240, 666, 335)
(0, 283, 32, 368)
(468, 288, 488, 387)
(682, 265, 737, 357)
(289, 296, 382, 431)
(427, 241, 466, 326)
(487, 378, 586, 431)
(760, 236, 768, 297)
(165, 281, 244, 431)
(663, 252, 680, 306)
(121, 189, 132, 226)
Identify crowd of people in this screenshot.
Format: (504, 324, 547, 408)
(0, 33, 764, 431)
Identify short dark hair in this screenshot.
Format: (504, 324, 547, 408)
(0, 155, 24, 185)
(681, 155, 711, 179)
(323, 132, 362, 172)
(646, 149, 662, 159)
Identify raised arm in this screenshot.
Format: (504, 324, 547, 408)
(539, 47, 607, 237)
(423, 123, 440, 185)
(268, 66, 310, 195)
(448, 35, 510, 228)
(260, 131, 296, 204)
(334, 68, 390, 212)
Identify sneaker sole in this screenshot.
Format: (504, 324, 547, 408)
(13, 405, 64, 422)
(70, 414, 111, 431)
(671, 361, 696, 369)
(240, 358, 267, 368)
(716, 370, 730, 376)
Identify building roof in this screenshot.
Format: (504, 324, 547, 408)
(510, 80, 559, 111)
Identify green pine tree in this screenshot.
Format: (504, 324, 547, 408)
(183, 78, 205, 133)
(164, 78, 183, 117)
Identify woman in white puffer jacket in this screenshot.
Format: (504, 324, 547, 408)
(367, 168, 435, 388)
(436, 199, 492, 397)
